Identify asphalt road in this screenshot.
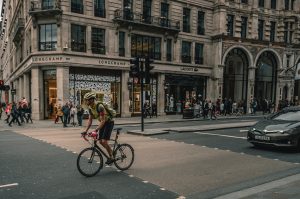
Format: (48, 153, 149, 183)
(0, 130, 178, 199)
(1, 119, 300, 199)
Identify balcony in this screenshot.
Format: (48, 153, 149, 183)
(12, 18, 25, 43)
(114, 9, 180, 34)
(29, 0, 62, 28)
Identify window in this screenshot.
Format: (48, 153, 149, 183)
(241, 0, 248, 3)
(197, 11, 205, 35)
(227, 15, 234, 36)
(142, 0, 152, 24)
(183, 8, 190, 33)
(291, 0, 295, 10)
(285, 0, 289, 10)
(258, 0, 264, 7)
(119, 31, 125, 57)
(241, 16, 247, 38)
(181, 41, 191, 63)
(166, 39, 172, 61)
(91, 28, 105, 54)
(39, 24, 57, 51)
(270, 21, 276, 42)
(131, 34, 161, 60)
(289, 22, 294, 44)
(42, 0, 54, 9)
(71, 24, 86, 52)
(94, 0, 105, 18)
(71, 0, 84, 14)
(123, 0, 133, 20)
(271, 0, 276, 9)
(160, 3, 169, 27)
(258, 19, 264, 40)
(195, 43, 204, 65)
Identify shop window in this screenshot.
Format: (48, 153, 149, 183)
(71, 24, 86, 52)
(91, 27, 105, 54)
(39, 24, 57, 51)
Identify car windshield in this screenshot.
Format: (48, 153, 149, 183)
(272, 110, 300, 121)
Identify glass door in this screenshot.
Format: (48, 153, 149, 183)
(44, 70, 57, 119)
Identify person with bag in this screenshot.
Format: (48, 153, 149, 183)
(62, 102, 70, 127)
(76, 105, 84, 126)
(81, 92, 115, 165)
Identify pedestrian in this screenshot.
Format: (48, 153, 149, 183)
(76, 105, 84, 126)
(152, 102, 157, 117)
(25, 103, 33, 123)
(8, 102, 21, 127)
(70, 105, 76, 126)
(62, 102, 70, 127)
(55, 104, 64, 124)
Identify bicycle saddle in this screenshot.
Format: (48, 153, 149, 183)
(114, 128, 122, 131)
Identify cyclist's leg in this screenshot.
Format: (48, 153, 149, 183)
(99, 121, 114, 158)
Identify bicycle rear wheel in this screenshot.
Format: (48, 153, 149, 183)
(113, 144, 134, 171)
(77, 147, 103, 177)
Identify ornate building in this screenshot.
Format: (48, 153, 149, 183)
(0, 0, 299, 119)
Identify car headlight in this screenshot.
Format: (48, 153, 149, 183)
(279, 129, 295, 134)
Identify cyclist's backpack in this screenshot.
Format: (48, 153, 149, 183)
(97, 102, 117, 119)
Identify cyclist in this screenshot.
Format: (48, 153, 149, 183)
(82, 92, 115, 165)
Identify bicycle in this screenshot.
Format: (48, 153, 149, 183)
(77, 128, 134, 177)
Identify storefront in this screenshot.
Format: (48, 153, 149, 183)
(128, 75, 157, 116)
(164, 74, 207, 114)
(69, 67, 122, 116)
(44, 70, 57, 119)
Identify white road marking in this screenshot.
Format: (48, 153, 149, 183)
(143, 181, 148, 183)
(177, 196, 186, 199)
(240, 130, 249, 132)
(0, 183, 18, 189)
(195, 132, 247, 139)
(129, 175, 134, 177)
(160, 188, 166, 191)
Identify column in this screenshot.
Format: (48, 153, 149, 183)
(23, 73, 30, 101)
(18, 76, 23, 99)
(31, 68, 43, 120)
(157, 73, 166, 116)
(174, 40, 181, 62)
(121, 71, 131, 117)
(87, 26, 92, 54)
(56, 67, 70, 105)
(108, 29, 115, 56)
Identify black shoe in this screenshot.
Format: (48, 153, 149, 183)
(8, 124, 12, 127)
(105, 158, 115, 165)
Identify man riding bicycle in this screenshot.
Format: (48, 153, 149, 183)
(82, 92, 115, 165)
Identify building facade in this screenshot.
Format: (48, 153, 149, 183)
(0, 0, 300, 119)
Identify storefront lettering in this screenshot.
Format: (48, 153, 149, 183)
(180, 67, 198, 72)
(32, 56, 64, 62)
(99, 59, 126, 67)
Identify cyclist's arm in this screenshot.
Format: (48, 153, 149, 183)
(95, 104, 106, 131)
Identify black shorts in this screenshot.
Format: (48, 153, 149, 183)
(98, 121, 114, 140)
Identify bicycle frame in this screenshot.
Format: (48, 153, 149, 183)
(83, 129, 121, 160)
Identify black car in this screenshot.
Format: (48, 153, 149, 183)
(247, 106, 300, 150)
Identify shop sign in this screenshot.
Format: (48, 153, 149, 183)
(180, 67, 198, 72)
(99, 59, 127, 67)
(32, 56, 66, 62)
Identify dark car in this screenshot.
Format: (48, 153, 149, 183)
(247, 106, 300, 151)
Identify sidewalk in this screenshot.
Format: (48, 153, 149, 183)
(0, 113, 264, 136)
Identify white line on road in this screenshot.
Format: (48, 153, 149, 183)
(0, 183, 19, 189)
(240, 130, 249, 132)
(195, 132, 247, 139)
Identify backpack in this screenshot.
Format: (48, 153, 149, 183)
(97, 102, 117, 119)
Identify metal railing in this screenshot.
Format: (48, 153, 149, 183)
(114, 9, 180, 30)
(39, 41, 57, 51)
(30, 0, 61, 11)
(12, 18, 25, 42)
(181, 55, 191, 63)
(91, 43, 105, 54)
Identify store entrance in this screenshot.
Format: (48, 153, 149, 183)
(44, 70, 57, 119)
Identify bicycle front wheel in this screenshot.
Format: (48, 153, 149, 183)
(77, 147, 103, 177)
(113, 144, 134, 171)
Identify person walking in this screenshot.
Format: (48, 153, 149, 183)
(55, 104, 64, 124)
(25, 103, 33, 123)
(8, 102, 21, 126)
(76, 105, 84, 126)
(62, 102, 70, 127)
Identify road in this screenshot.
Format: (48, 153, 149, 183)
(1, 118, 300, 199)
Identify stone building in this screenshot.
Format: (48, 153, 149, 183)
(0, 0, 300, 119)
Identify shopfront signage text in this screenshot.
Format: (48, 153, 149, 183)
(180, 67, 198, 72)
(32, 56, 64, 62)
(99, 59, 127, 67)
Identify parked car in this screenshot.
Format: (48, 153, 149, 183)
(247, 106, 300, 151)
